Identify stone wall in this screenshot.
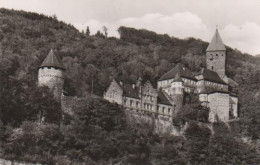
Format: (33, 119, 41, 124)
(208, 92, 230, 122)
(103, 80, 123, 105)
(206, 50, 226, 78)
(38, 67, 64, 100)
(125, 108, 187, 136)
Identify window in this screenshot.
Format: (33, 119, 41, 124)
(216, 54, 218, 56)
(162, 107, 165, 113)
(168, 108, 171, 114)
(212, 66, 214, 70)
(136, 102, 139, 108)
(210, 54, 213, 61)
(130, 100, 133, 107)
(157, 106, 159, 110)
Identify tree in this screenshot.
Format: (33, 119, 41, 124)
(86, 26, 90, 36)
(102, 26, 108, 38)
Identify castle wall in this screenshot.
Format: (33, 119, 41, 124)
(230, 96, 238, 118)
(103, 80, 123, 105)
(123, 97, 141, 110)
(208, 92, 230, 122)
(157, 103, 174, 118)
(38, 67, 64, 100)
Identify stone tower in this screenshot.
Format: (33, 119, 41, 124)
(170, 73, 184, 110)
(206, 29, 226, 78)
(38, 49, 65, 100)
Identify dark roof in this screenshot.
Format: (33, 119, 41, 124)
(159, 63, 196, 81)
(206, 29, 226, 52)
(208, 90, 230, 95)
(199, 68, 227, 85)
(40, 49, 65, 69)
(157, 89, 172, 106)
(122, 83, 140, 99)
(172, 73, 183, 82)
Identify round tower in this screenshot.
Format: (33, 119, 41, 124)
(170, 73, 184, 110)
(38, 49, 65, 100)
(170, 73, 184, 95)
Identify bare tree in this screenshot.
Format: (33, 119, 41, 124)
(102, 26, 108, 38)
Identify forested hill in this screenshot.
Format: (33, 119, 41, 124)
(1, 8, 260, 95)
(1, 8, 260, 164)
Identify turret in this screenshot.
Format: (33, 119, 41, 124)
(206, 29, 226, 78)
(170, 73, 184, 110)
(38, 49, 65, 100)
(199, 85, 209, 107)
(170, 73, 184, 95)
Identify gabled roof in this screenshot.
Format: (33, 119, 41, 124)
(40, 49, 65, 69)
(122, 83, 140, 99)
(159, 63, 196, 81)
(157, 89, 172, 106)
(199, 68, 227, 85)
(206, 29, 226, 52)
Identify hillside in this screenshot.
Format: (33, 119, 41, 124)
(0, 8, 260, 164)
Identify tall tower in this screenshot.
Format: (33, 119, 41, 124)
(38, 49, 65, 100)
(206, 29, 226, 78)
(170, 73, 184, 110)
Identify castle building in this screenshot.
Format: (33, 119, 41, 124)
(104, 29, 238, 125)
(38, 49, 65, 100)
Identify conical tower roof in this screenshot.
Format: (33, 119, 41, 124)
(39, 49, 65, 69)
(206, 29, 226, 52)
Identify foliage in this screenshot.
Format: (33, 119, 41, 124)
(173, 95, 209, 123)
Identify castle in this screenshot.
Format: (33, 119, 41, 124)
(104, 29, 238, 126)
(37, 29, 239, 134)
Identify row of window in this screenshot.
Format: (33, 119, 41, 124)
(159, 79, 197, 86)
(197, 81, 224, 88)
(205, 81, 224, 88)
(158, 106, 172, 115)
(126, 99, 172, 115)
(143, 95, 154, 101)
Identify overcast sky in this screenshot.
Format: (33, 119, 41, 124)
(1, 0, 260, 55)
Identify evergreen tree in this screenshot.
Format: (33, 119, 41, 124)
(86, 26, 90, 36)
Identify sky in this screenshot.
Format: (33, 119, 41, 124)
(1, 0, 260, 55)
